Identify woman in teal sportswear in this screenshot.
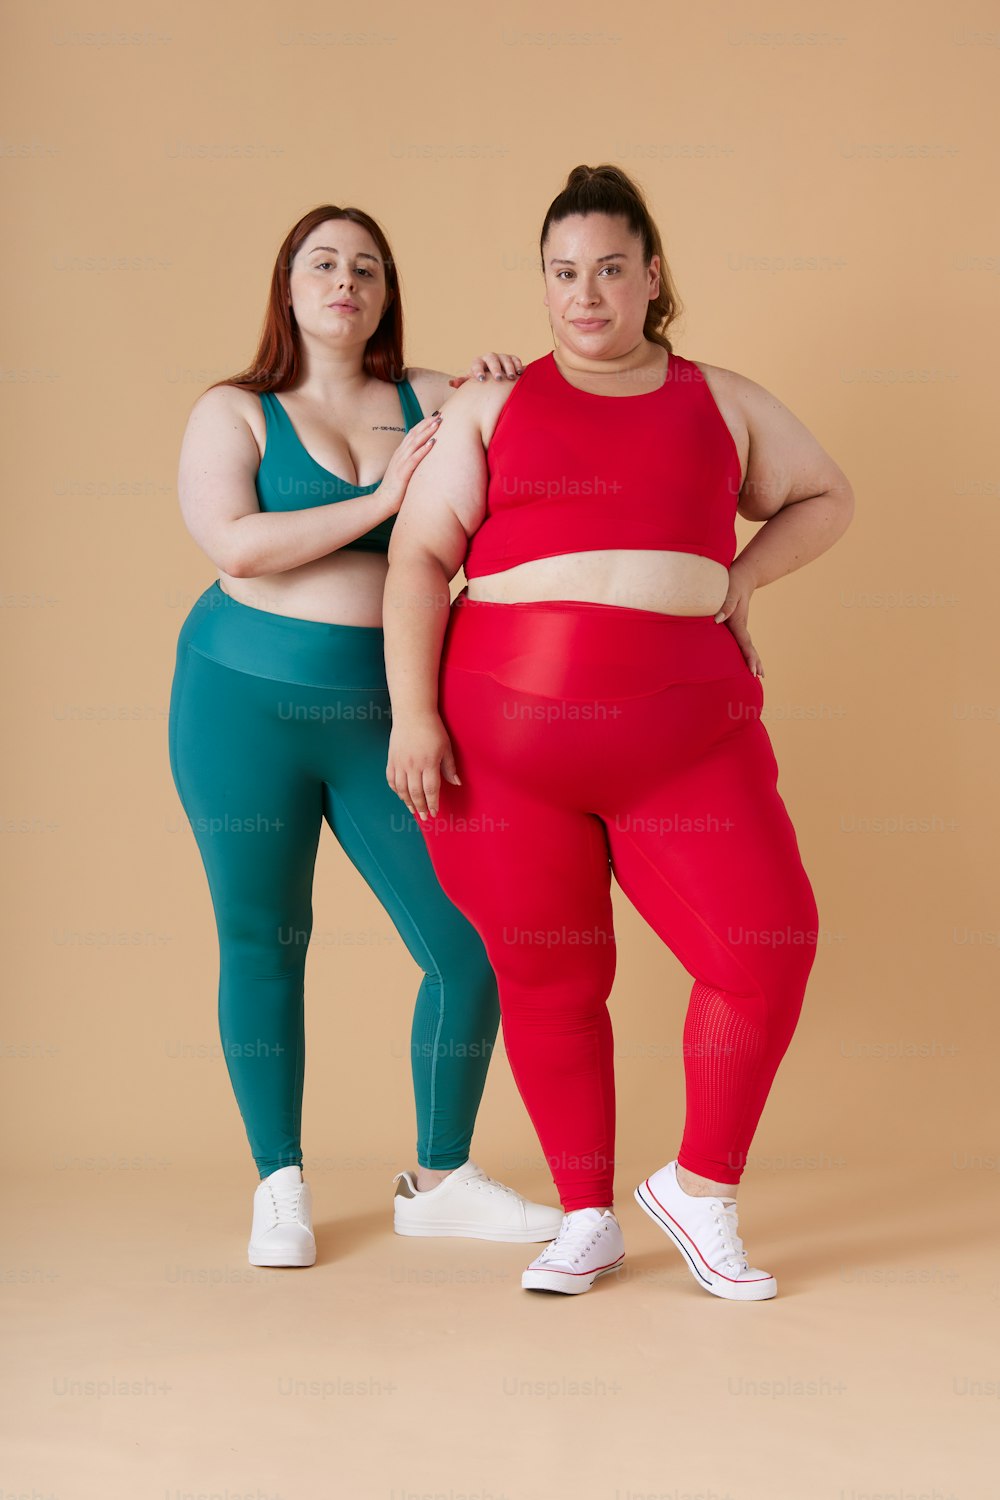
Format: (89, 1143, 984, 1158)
(167, 203, 562, 1267)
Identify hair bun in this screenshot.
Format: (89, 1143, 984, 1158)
(565, 163, 642, 199)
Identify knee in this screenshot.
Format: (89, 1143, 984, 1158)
(221, 918, 311, 980)
(498, 949, 617, 1028)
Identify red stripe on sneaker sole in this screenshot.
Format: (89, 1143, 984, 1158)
(529, 1254, 625, 1277)
(638, 1179, 771, 1286)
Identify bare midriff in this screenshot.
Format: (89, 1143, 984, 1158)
(218, 551, 390, 629)
(464, 549, 732, 617)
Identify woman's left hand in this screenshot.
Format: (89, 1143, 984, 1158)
(449, 353, 523, 388)
(714, 560, 765, 679)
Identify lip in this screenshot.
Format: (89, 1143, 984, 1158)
(570, 318, 608, 330)
(328, 301, 359, 311)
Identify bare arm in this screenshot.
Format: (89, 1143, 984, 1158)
(731, 371, 855, 586)
(714, 371, 856, 675)
(383, 380, 492, 818)
(177, 385, 439, 578)
(408, 351, 524, 416)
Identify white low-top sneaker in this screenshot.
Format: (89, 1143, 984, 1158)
(634, 1160, 776, 1300)
(248, 1165, 316, 1268)
(392, 1159, 563, 1242)
(521, 1207, 625, 1294)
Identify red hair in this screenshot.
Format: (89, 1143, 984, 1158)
(207, 204, 405, 394)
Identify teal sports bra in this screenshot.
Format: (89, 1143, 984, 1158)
(254, 378, 425, 553)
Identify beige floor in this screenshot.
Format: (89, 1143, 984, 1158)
(4, 1145, 995, 1500)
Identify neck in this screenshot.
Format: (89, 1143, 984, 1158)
(552, 334, 657, 378)
(290, 333, 372, 401)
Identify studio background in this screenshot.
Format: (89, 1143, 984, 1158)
(3, 2, 996, 1497)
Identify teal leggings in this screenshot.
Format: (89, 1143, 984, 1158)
(167, 581, 500, 1178)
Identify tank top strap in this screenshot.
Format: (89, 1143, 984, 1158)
(396, 377, 424, 431)
(256, 390, 298, 462)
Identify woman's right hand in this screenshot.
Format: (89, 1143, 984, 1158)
(386, 711, 462, 821)
(376, 411, 443, 515)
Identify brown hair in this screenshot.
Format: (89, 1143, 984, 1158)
(207, 204, 404, 395)
(539, 164, 682, 351)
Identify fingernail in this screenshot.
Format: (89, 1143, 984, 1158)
(431, 409, 440, 416)
(476, 373, 486, 381)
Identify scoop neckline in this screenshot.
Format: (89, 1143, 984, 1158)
(264, 387, 406, 492)
(546, 348, 675, 400)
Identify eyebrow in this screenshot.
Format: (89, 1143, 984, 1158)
(305, 246, 381, 261)
(548, 252, 629, 266)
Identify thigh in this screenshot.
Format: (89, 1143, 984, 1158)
(603, 681, 819, 1002)
(319, 687, 496, 971)
(423, 668, 619, 995)
(169, 647, 323, 940)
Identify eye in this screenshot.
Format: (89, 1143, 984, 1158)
(600, 265, 621, 275)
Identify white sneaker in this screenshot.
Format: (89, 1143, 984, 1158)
(521, 1208, 625, 1295)
(248, 1165, 316, 1268)
(392, 1159, 563, 1242)
(634, 1160, 776, 1300)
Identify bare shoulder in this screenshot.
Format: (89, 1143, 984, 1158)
(185, 383, 265, 461)
(427, 366, 515, 446)
(404, 366, 453, 413)
(688, 357, 753, 410)
(189, 381, 261, 421)
(694, 361, 853, 520)
(407, 364, 517, 433)
(695, 360, 813, 433)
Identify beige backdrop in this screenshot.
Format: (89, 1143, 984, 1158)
(3, 1, 997, 1497)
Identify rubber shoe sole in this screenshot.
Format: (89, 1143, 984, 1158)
(634, 1180, 776, 1301)
(521, 1254, 625, 1295)
(248, 1240, 316, 1268)
(395, 1216, 563, 1243)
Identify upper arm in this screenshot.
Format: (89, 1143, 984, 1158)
(177, 385, 262, 573)
(731, 371, 854, 523)
(387, 380, 489, 580)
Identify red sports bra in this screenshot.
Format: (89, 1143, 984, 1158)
(462, 350, 742, 580)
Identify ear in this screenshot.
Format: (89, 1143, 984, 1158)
(648, 254, 661, 298)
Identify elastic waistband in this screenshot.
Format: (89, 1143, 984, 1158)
(442, 589, 748, 698)
(175, 581, 389, 690)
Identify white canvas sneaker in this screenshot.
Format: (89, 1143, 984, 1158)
(248, 1165, 316, 1268)
(634, 1160, 776, 1300)
(392, 1159, 563, 1242)
(521, 1207, 625, 1294)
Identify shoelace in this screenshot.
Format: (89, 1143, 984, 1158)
(711, 1199, 749, 1272)
(467, 1170, 519, 1199)
(263, 1180, 304, 1227)
(535, 1214, 611, 1267)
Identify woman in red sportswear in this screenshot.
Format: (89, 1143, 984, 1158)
(382, 164, 854, 1300)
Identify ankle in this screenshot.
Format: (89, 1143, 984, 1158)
(676, 1164, 738, 1199)
(415, 1164, 458, 1192)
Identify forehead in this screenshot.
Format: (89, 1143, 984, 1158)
(299, 219, 383, 257)
(544, 212, 638, 255)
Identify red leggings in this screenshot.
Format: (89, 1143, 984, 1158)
(417, 592, 819, 1210)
